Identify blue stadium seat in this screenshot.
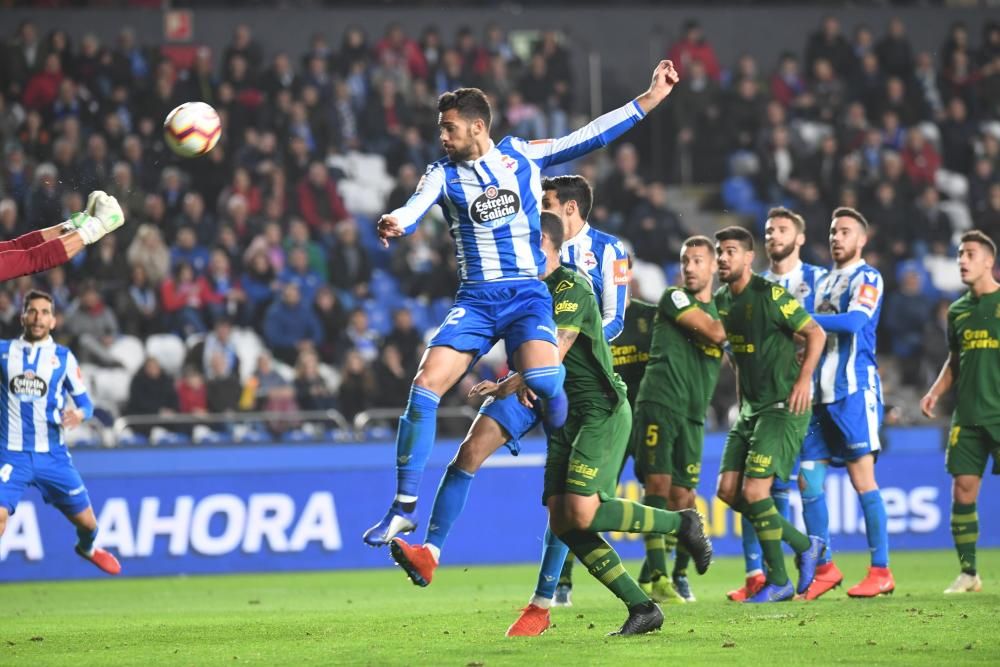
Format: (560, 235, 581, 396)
(402, 298, 430, 332)
(371, 269, 404, 309)
(117, 433, 149, 448)
(363, 300, 394, 336)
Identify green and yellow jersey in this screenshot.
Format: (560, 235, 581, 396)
(948, 288, 1000, 426)
(635, 286, 723, 424)
(545, 266, 628, 410)
(610, 299, 656, 407)
(715, 274, 813, 413)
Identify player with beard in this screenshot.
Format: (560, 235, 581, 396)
(727, 208, 831, 601)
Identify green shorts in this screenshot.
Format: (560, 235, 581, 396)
(631, 402, 704, 489)
(543, 399, 632, 504)
(720, 403, 810, 481)
(946, 423, 1000, 477)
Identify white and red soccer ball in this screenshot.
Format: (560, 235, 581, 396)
(163, 102, 222, 158)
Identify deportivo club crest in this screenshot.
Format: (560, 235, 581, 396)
(469, 186, 521, 229)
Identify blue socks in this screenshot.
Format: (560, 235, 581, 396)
(800, 462, 831, 564)
(860, 489, 889, 568)
(76, 526, 97, 554)
(425, 464, 475, 551)
(522, 366, 567, 430)
(772, 486, 791, 522)
(741, 514, 764, 574)
(534, 526, 570, 600)
(395, 385, 441, 501)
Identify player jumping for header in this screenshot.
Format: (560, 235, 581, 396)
(364, 60, 681, 546)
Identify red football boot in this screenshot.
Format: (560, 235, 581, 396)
(802, 561, 844, 600)
(506, 604, 551, 637)
(847, 566, 895, 598)
(75, 546, 121, 575)
(389, 537, 438, 587)
(727, 573, 766, 602)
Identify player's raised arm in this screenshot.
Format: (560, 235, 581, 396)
(379, 165, 446, 247)
(515, 60, 679, 169)
(814, 270, 883, 334)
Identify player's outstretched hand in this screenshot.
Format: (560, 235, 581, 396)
(86, 191, 125, 232)
(377, 214, 404, 248)
(919, 392, 937, 419)
(787, 377, 812, 415)
(648, 59, 680, 100)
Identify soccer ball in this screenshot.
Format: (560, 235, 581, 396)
(163, 102, 221, 158)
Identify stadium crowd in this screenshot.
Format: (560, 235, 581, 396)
(0, 15, 997, 438)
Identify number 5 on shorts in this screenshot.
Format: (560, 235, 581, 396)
(0, 463, 12, 483)
(645, 424, 659, 447)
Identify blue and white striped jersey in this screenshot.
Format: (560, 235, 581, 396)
(0, 337, 93, 453)
(390, 101, 647, 283)
(813, 260, 884, 404)
(761, 261, 828, 313)
(561, 223, 628, 341)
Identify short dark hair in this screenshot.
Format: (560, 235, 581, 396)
(541, 175, 593, 220)
(832, 206, 869, 231)
(438, 88, 491, 128)
(766, 207, 806, 234)
(682, 235, 715, 253)
(22, 289, 54, 313)
(714, 225, 754, 251)
(960, 230, 997, 257)
(540, 211, 564, 250)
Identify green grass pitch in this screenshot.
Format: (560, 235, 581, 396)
(3, 549, 998, 665)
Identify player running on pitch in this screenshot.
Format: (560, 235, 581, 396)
(800, 208, 893, 599)
(713, 226, 827, 603)
(0, 190, 125, 281)
(728, 208, 830, 601)
(921, 230, 1000, 595)
(0, 290, 121, 575)
(483, 212, 712, 636)
(630, 236, 725, 605)
(364, 61, 681, 546)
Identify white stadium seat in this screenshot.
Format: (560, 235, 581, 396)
(145, 333, 187, 377)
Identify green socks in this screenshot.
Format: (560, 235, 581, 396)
(747, 497, 810, 586)
(640, 495, 670, 581)
(951, 502, 978, 575)
(560, 529, 648, 607)
(587, 498, 681, 534)
(559, 554, 575, 586)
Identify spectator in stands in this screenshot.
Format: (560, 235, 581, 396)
(384, 308, 422, 373)
(328, 219, 372, 298)
(160, 261, 212, 336)
(171, 226, 211, 275)
(176, 364, 208, 416)
(44, 266, 71, 313)
(116, 264, 159, 339)
(669, 19, 721, 81)
(338, 348, 377, 421)
(913, 186, 954, 255)
(109, 162, 146, 224)
(0, 198, 26, 243)
(84, 234, 128, 293)
(344, 308, 380, 363)
(279, 246, 323, 306)
(241, 350, 288, 411)
(939, 97, 977, 175)
(294, 348, 337, 411)
(204, 249, 247, 325)
(125, 358, 179, 431)
(770, 52, 806, 109)
(883, 266, 934, 387)
(284, 218, 327, 280)
(314, 285, 347, 365)
(174, 192, 217, 248)
(374, 343, 411, 408)
(205, 352, 242, 414)
(263, 282, 322, 365)
(976, 183, 1000, 242)
(200, 316, 239, 381)
(805, 16, 854, 77)
(876, 17, 915, 80)
(126, 223, 171, 286)
(22, 52, 63, 111)
(624, 182, 688, 266)
(296, 161, 350, 235)
(63, 284, 121, 368)
(26, 162, 61, 230)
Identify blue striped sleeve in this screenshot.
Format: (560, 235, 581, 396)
(599, 239, 628, 341)
(512, 100, 646, 169)
(389, 162, 446, 234)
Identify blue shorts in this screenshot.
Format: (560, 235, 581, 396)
(480, 393, 542, 455)
(428, 280, 557, 361)
(802, 389, 883, 467)
(0, 447, 91, 516)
